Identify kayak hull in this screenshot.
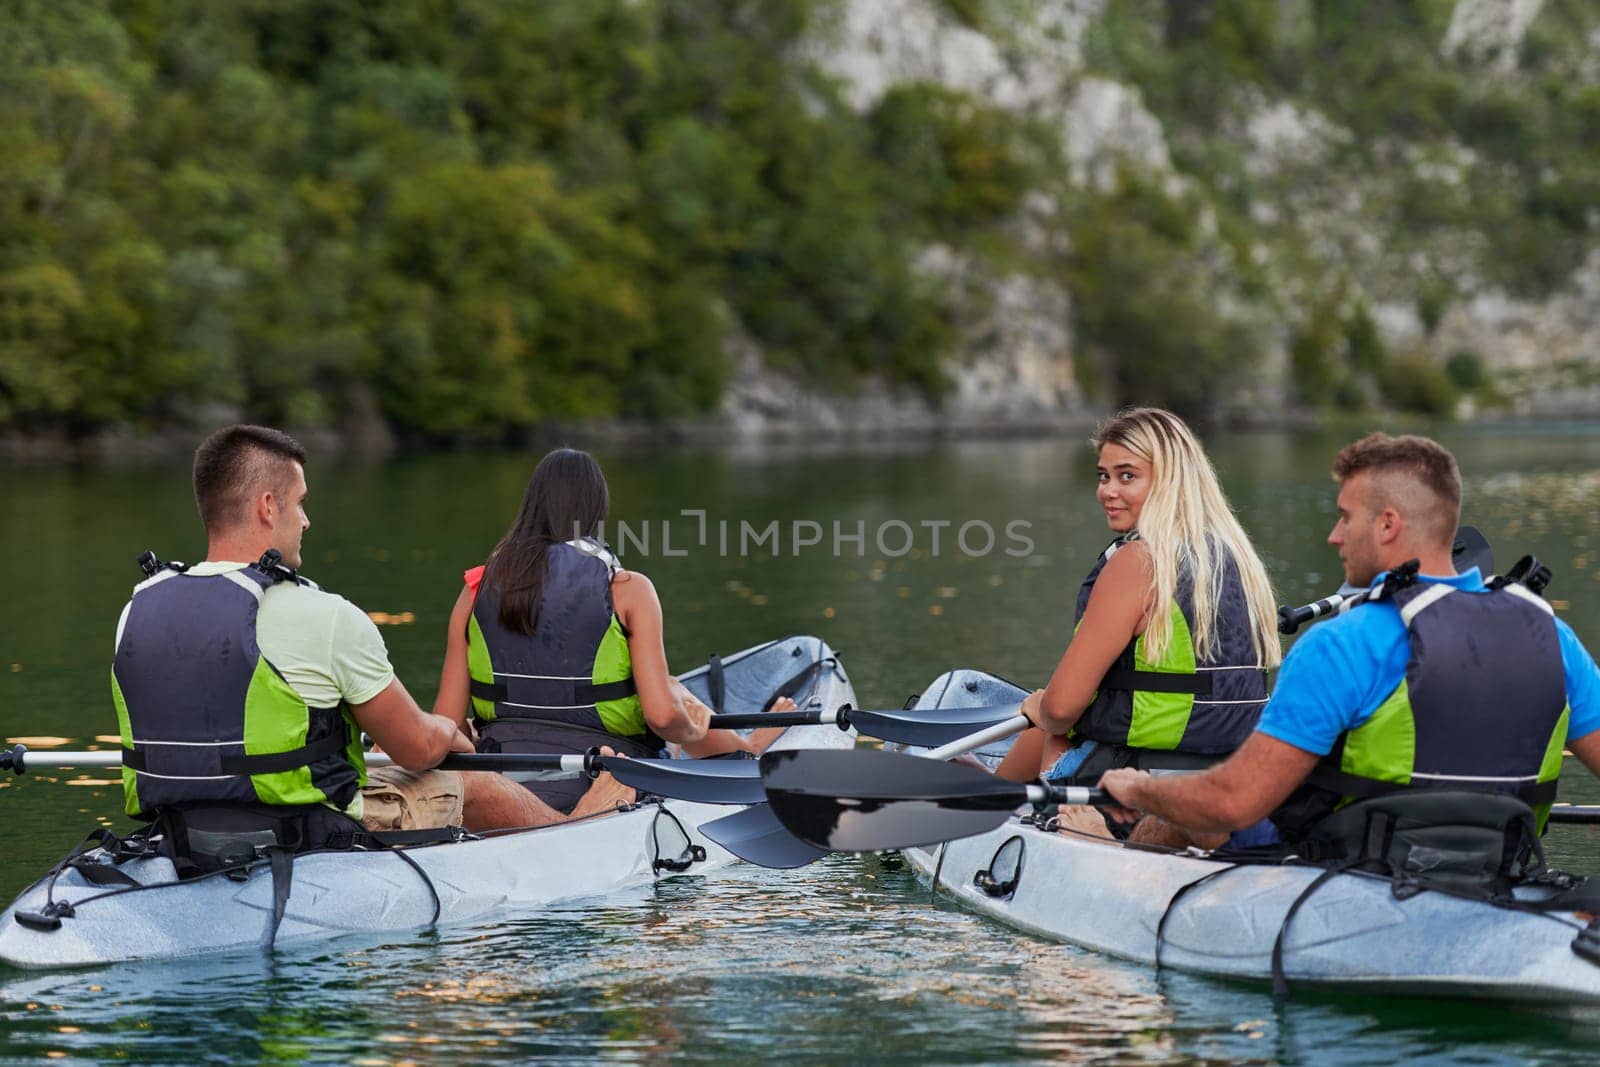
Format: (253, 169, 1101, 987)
(907, 821, 1600, 1007)
(902, 669, 1600, 1008)
(0, 636, 855, 969)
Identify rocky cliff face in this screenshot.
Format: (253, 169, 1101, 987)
(725, 0, 1600, 435)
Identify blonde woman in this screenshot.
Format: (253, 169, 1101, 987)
(997, 409, 1282, 829)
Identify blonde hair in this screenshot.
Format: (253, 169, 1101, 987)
(1093, 408, 1282, 670)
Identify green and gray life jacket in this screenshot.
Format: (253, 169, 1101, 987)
(1273, 574, 1568, 842)
(111, 557, 364, 820)
(1070, 535, 1268, 768)
(468, 538, 663, 761)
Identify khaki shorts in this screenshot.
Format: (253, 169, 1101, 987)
(360, 766, 465, 832)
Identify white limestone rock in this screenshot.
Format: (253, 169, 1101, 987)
(1431, 248, 1600, 415)
(810, 0, 1104, 114)
(1060, 76, 1172, 190)
(1240, 98, 1346, 179)
(1443, 0, 1545, 71)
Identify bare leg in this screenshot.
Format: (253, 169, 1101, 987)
(1056, 804, 1115, 839)
(995, 727, 1046, 782)
(458, 772, 571, 832)
(1127, 816, 1227, 850)
(570, 771, 636, 817)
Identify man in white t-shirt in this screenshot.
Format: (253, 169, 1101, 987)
(111, 424, 631, 842)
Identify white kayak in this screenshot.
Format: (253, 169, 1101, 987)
(0, 635, 856, 969)
(900, 669, 1600, 1009)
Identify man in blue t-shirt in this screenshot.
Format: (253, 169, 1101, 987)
(1098, 432, 1600, 842)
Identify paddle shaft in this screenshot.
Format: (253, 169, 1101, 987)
(1030, 782, 1109, 808)
(0, 744, 594, 778)
(706, 704, 1024, 747)
(1546, 805, 1600, 825)
(707, 709, 843, 730)
(1279, 525, 1492, 635)
(923, 714, 1030, 761)
(697, 711, 1034, 868)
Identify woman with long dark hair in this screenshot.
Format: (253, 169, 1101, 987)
(433, 449, 788, 812)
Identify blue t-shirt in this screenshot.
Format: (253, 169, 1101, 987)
(1256, 568, 1600, 756)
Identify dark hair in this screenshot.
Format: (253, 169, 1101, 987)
(1332, 432, 1462, 534)
(192, 425, 308, 535)
(487, 449, 610, 635)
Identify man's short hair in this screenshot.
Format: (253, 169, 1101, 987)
(1332, 432, 1461, 536)
(193, 425, 307, 535)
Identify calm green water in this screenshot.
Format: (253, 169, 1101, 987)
(3, 426, 1600, 1063)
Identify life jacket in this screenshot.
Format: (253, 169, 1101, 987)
(1068, 535, 1267, 771)
(467, 539, 663, 806)
(1272, 569, 1568, 844)
(111, 553, 365, 821)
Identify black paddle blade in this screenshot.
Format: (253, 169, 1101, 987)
(601, 757, 762, 805)
(759, 748, 1028, 852)
(846, 703, 1021, 746)
(1452, 524, 1493, 577)
(699, 804, 831, 869)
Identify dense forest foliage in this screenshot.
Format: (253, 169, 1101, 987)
(2, 0, 1033, 440)
(2, 0, 1597, 442)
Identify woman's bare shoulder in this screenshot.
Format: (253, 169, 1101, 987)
(610, 567, 655, 597)
(1090, 539, 1154, 605)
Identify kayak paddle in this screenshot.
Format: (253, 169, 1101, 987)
(759, 747, 1106, 852)
(707, 701, 1023, 746)
(700, 713, 1033, 867)
(0, 744, 766, 806)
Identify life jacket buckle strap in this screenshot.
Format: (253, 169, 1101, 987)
(137, 550, 188, 578)
(1488, 554, 1552, 596)
(217, 728, 349, 776)
(575, 678, 637, 704)
(471, 678, 507, 703)
(252, 548, 304, 586)
(1097, 667, 1212, 696)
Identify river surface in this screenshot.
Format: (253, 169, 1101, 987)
(3, 425, 1600, 1063)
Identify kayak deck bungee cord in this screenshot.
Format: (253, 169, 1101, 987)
(890, 668, 1600, 1010)
(0, 635, 856, 969)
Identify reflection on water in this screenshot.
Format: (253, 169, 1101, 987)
(5, 426, 1600, 1063)
(3, 858, 1597, 1065)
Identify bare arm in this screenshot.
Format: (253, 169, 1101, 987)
(1033, 542, 1154, 735)
(1098, 732, 1320, 833)
(1570, 731, 1600, 779)
(611, 570, 708, 745)
(350, 677, 474, 771)
(431, 585, 474, 732)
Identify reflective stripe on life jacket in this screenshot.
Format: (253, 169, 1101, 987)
(1071, 535, 1267, 757)
(110, 555, 363, 820)
(1273, 574, 1569, 842)
(467, 538, 660, 754)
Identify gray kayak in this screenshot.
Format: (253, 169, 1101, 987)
(0, 636, 855, 969)
(901, 669, 1600, 1009)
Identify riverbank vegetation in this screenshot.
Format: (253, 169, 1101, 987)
(3, 1, 1597, 447)
(3, 0, 1034, 442)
